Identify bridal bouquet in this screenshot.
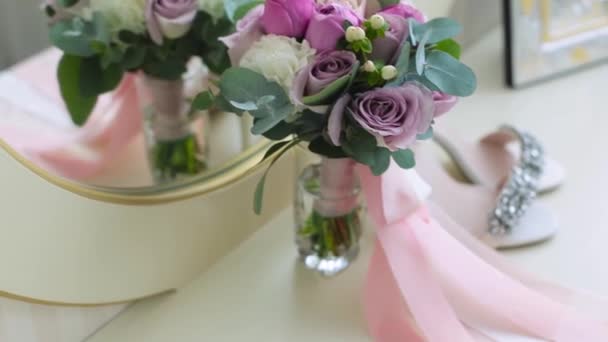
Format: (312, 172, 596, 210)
(200, 0, 476, 274)
(44, 0, 232, 181)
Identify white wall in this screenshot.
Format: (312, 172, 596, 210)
(0, 1, 49, 68)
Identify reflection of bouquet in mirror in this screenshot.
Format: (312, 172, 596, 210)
(43, 0, 233, 182)
(198, 0, 477, 275)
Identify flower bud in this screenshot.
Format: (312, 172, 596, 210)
(363, 60, 376, 72)
(345, 26, 366, 42)
(381, 65, 398, 80)
(369, 14, 385, 30)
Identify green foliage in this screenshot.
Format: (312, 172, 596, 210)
(308, 137, 348, 159)
(254, 139, 300, 214)
(415, 31, 430, 75)
(191, 91, 215, 111)
(58, 0, 79, 7)
(424, 51, 477, 96)
(57, 54, 97, 126)
(378, 0, 401, 8)
(412, 18, 462, 45)
(225, 0, 262, 22)
(219, 67, 294, 135)
(435, 39, 461, 59)
(79, 57, 123, 97)
(341, 127, 390, 176)
(49, 13, 110, 57)
(348, 38, 373, 55)
(417, 126, 434, 140)
(392, 149, 416, 169)
(386, 42, 411, 87)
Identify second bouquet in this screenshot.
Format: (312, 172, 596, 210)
(44, 0, 232, 182)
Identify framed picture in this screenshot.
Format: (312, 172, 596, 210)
(504, 0, 608, 87)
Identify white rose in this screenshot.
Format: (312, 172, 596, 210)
(239, 35, 316, 92)
(198, 0, 225, 19)
(89, 0, 147, 34)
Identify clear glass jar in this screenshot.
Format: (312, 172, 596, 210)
(138, 74, 208, 183)
(294, 158, 365, 277)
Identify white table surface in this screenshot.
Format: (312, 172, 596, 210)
(88, 27, 608, 341)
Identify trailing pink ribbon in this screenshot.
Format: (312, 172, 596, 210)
(0, 49, 141, 180)
(357, 162, 608, 341)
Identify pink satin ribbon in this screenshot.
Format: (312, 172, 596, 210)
(357, 162, 608, 341)
(0, 49, 141, 179)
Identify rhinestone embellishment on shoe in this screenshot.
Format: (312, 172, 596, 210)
(489, 127, 545, 235)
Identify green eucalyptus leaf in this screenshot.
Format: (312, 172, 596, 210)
(302, 62, 359, 106)
(79, 57, 123, 97)
(386, 42, 411, 87)
(417, 126, 434, 140)
(342, 128, 379, 166)
(370, 148, 391, 176)
(392, 149, 416, 169)
(253, 139, 299, 214)
(220, 67, 294, 134)
(58, 0, 79, 7)
(435, 39, 461, 59)
(262, 141, 291, 162)
(57, 54, 97, 126)
(122, 47, 146, 70)
(230, 100, 258, 111)
(424, 50, 477, 96)
(308, 137, 348, 159)
(413, 18, 462, 45)
(215, 95, 244, 115)
(416, 31, 430, 75)
(263, 121, 295, 140)
(378, 0, 400, 7)
(192, 91, 215, 111)
(50, 13, 109, 57)
(225, 0, 261, 22)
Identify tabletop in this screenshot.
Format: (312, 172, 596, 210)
(87, 27, 608, 341)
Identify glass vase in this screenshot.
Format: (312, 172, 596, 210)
(295, 157, 365, 277)
(138, 74, 208, 183)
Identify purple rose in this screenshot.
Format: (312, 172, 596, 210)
(305, 4, 363, 53)
(381, 2, 425, 23)
(262, 0, 315, 38)
(370, 13, 408, 63)
(432, 91, 458, 117)
(220, 5, 265, 65)
(292, 51, 358, 113)
(347, 83, 434, 150)
(146, 0, 198, 45)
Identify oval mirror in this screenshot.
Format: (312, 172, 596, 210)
(0, 28, 286, 304)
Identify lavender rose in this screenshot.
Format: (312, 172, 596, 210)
(432, 91, 458, 117)
(219, 5, 265, 66)
(261, 0, 315, 38)
(347, 84, 434, 150)
(305, 4, 362, 53)
(381, 2, 425, 23)
(292, 51, 358, 112)
(146, 0, 198, 45)
(370, 14, 408, 63)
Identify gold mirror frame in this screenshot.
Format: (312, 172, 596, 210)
(0, 138, 274, 205)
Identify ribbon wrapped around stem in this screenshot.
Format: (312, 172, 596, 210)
(357, 162, 608, 341)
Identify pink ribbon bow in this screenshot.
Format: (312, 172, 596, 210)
(357, 162, 608, 341)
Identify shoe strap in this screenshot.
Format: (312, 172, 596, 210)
(488, 126, 545, 235)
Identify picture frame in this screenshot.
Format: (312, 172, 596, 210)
(504, 0, 608, 87)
